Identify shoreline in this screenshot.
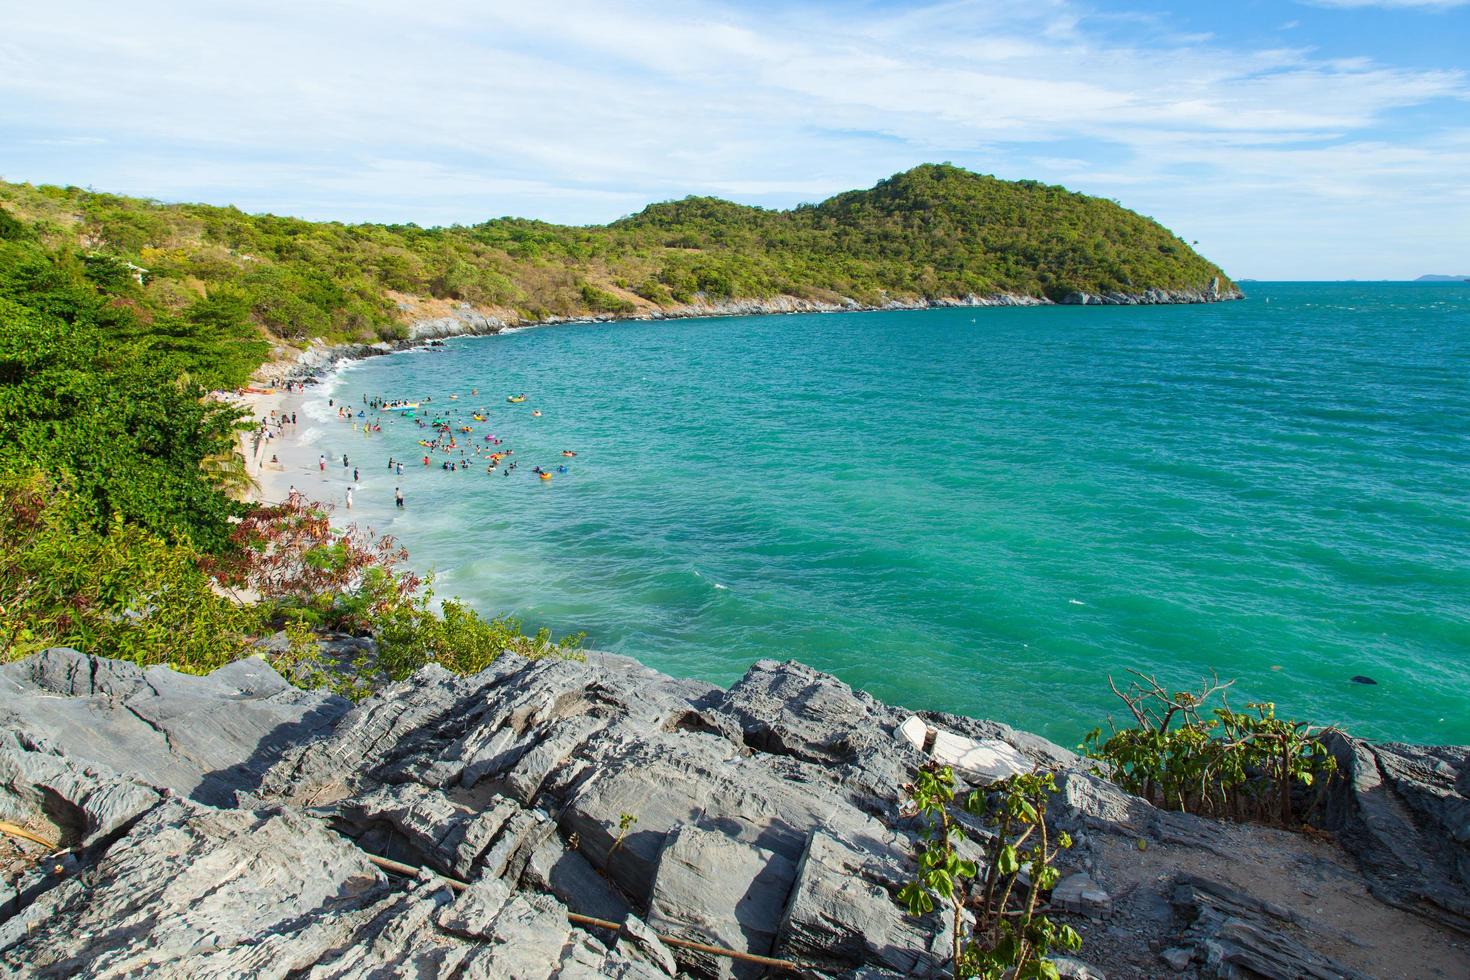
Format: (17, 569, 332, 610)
(234, 285, 1245, 502)
(247, 281, 1244, 388)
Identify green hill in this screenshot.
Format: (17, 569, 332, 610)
(0, 164, 1233, 387)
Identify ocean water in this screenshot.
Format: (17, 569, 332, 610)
(309, 282, 1470, 746)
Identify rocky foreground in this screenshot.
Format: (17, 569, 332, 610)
(1, 648, 1466, 979)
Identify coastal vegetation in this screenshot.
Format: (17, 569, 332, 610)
(1083, 671, 1338, 825)
(0, 476, 581, 691)
(899, 764, 1081, 979)
(0, 164, 1232, 356)
(0, 207, 580, 683)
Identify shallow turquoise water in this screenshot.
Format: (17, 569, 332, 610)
(310, 283, 1470, 746)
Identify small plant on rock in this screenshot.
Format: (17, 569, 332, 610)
(612, 812, 638, 853)
(897, 763, 1081, 980)
(1084, 670, 1337, 825)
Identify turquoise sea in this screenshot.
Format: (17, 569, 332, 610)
(308, 282, 1470, 746)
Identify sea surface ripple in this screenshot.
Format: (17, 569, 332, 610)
(312, 282, 1470, 745)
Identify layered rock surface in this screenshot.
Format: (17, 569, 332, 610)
(1, 649, 1465, 978)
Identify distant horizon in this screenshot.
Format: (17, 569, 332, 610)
(8, 166, 1470, 283)
(3, 1, 1468, 280)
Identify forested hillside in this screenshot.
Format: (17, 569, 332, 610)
(0, 164, 1232, 383)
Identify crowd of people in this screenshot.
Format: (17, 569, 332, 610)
(270, 386, 576, 513)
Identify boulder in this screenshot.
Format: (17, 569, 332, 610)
(3, 649, 1465, 979)
(0, 798, 387, 975)
(646, 824, 797, 978)
(775, 829, 950, 976)
(1324, 735, 1470, 934)
(1051, 872, 1112, 918)
(0, 648, 349, 807)
(1171, 874, 1368, 979)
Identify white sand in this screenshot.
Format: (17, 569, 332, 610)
(233, 384, 386, 510)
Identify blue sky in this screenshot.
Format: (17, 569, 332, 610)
(2, 0, 1467, 279)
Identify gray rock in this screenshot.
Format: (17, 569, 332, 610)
(702, 659, 925, 813)
(325, 782, 520, 879)
(1052, 770, 1156, 837)
(521, 836, 632, 923)
(1053, 955, 1108, 980)
(646, 824, 797, 977)
(436, 877, 513, 937)
(617, 914, 678, 977)
(1160, 946, 1193, 971)
(0, 728, 160, 850)
(1324, 734, 1470, 933)
(775, 829, 949, 976)
(1171, 874, 1368, 979)
(0, 648, 349, 807)
(1052, 873, 1113, 917)
(2, 648, 1462, 980)
(0, 798, 387, 974)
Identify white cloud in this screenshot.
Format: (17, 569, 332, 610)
(0, 0, 1466, 277)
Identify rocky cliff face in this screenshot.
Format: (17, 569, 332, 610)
(1, 649, 1464, 978)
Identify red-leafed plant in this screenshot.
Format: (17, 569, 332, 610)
(209, 497, 420, 635)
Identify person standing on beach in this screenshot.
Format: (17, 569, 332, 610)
(395, 487, 404, 508)
(319, 454, 325, 472)
(345, 486, 353, 510)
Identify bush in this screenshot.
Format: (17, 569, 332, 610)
(1083, 671, 1338, 825)
(214, 497, 583, 687)
(898, 763, 1081, 980)
(0, 472, 257, 670)
(375, 597, 584, 681)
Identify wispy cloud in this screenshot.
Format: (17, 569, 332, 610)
(0, 0, 1466, 277)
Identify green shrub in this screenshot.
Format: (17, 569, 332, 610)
(0, 472, 257, 670)
(375, 597, 584, 681)
(216, 497, 583, 688)
(898, 763, 1081, 980)
(1083, 671, 1337, 825)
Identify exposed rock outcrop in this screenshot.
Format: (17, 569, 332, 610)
(1324, 734, 1470, 934)
(1, 649, 1464, 978)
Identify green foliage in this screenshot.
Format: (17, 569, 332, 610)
(216, 497, 583, 688)
(373, 596, 584, 681)
(1, 164, 1233, 356)
(0, 472, 257, 670)
(1083, 671, 1338, 825)
(897, 763, 1081, 980)
(0, 234, 248, 550)
(612, 812, 639, 853)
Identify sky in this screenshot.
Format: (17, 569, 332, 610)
(1, 0, 1467, 280)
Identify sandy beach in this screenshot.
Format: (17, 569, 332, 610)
(234, 382, 378, 511)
